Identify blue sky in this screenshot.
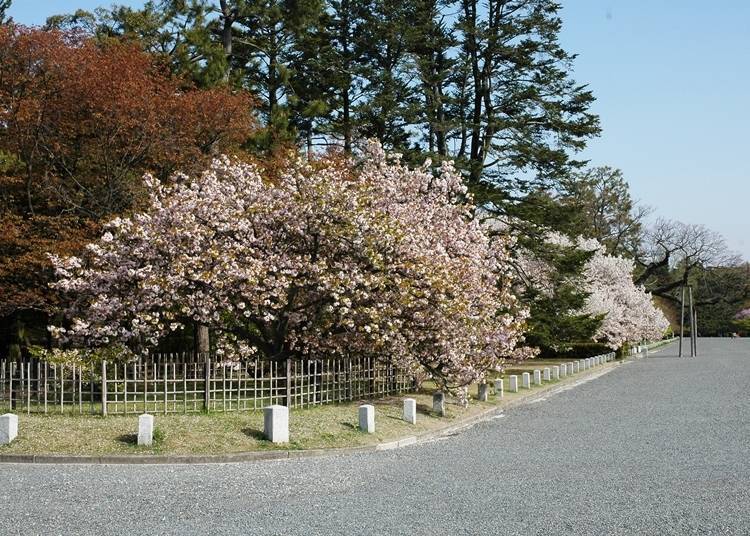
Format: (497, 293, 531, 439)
(7, 1, 750, 260)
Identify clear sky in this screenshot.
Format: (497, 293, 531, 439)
(7, 1, 750, 260)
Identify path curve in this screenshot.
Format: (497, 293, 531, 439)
(2, 338, 748, 535)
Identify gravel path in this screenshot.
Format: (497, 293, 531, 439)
(2, 338, 748, 536)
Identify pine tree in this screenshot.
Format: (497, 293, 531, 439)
(409, 0, 456, 159)
(353, 0, 419, 152)
(0, 1, 11, 25)
(450, 0, 599, 191)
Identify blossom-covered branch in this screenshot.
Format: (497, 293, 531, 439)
(50, 143, 530, 396)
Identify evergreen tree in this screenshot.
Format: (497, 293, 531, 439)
(315, 0, 369, 153)
(450, 0, 599, 191)
(0, 1, 11, 25)
(520, 242, 603, 356)
(231, 0, 325, 152)
(408, 0, 456, 159)
(353, 0, 419, 152)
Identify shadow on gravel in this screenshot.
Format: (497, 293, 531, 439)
(117, 433, 137, 445)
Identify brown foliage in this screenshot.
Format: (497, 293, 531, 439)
(0, 26, 255, 218)
(0, 26, 256, 322)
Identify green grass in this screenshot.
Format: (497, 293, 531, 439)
(0, 359, 617, 457)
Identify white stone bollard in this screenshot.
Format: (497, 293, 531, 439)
(403, 398, 417, 424)
(568, 362, 575, 374)
(533, 369, 542, 385)
(509, 375, 519, 393)
(433, 391, 446, 416)
(494, 378, 504, 398)
(560, 364, 567, 378)
(521, 372, 531, 389)
(137, 414, 154, 446)
(478, 383, 489, 402)
(263, 405, 289, 443)
(573, 362, 579, 374)
(579, 359, 585, 371)
(552, 366, 560, 380)
(0, 414, 18, 445)
(359, 404, 375, 433)
(543, 368, 551, 381)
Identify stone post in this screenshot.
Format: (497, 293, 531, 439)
(494, 378, 504, 398)
(509, 375, 519, 393)
(263, 405, 289, 443)
(552, 366, 560, 380)
(0, 414, 18, 445)
(478, 383, 489, 402)
(403, 398, 417, 424)
(358, 404, 375, 433)
(433, 392, 446, 416)
(560, 364, 567, 378)
(138, 414, 154, 446)
(521, 372, 531, 389)
(533, 370, 542, 385)
(543, 368, 551, 381)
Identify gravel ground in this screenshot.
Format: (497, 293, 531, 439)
(2, 338, 748, 536)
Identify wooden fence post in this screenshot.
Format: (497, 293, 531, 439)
(285, 358, 292, 407)
(203, 353, 211, 412)
(101, 360, 108, 416)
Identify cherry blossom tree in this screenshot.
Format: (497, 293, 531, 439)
(578, 238, 670, 348)
(50, 143, 530, 396)
(520, 233, 669, 349)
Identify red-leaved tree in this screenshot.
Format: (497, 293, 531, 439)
(0, 26, 255, 354)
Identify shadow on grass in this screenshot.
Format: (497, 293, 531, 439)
(116, 433, 137, 446)
(242, 428, 265, 441)
(339, 422, 358, 431)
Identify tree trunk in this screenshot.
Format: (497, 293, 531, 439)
(219, 0, 236, 83)
(194, 323, 210, 355)
(8, 314, 25, 410)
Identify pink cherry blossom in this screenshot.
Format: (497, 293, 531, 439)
(520, 233, 669, 349)
(50, 142, 530, 399)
